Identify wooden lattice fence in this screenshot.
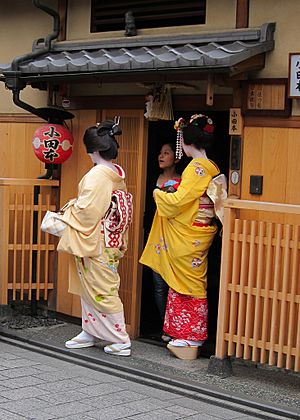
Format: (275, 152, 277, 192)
(0, 178, 59, 304)
(216, 199, 300, 372)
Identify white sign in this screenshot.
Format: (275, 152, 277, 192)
(288, 53, 300, 98)
(231, 171, 240, 185)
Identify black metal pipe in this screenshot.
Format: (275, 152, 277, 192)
(8, 0, 61, 119)
(7, 2, 61, 313)
(38, 167, 54, 180)
(33, 0, 60, 50)
(12, 90, 40, 117)
(31, 164, 54, 315)
(31, 185, 40, 316)
(11, 0, 60, 71)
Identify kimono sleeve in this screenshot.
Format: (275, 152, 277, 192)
(62, 170, 112, 232)
(57, 168, 113, 257)
(154, 163, 212, 218)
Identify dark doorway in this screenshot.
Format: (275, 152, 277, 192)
(139, 111, 230, 355)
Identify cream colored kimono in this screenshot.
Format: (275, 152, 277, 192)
(57, 164, 128, 315)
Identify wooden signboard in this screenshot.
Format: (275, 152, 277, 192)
(242, 79, 291, 116)
(229, 108, 242, 135)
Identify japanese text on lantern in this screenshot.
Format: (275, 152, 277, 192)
(288, 53, 300, 98)
(43, 126, 60, 161)
(32, 124, 74, 164)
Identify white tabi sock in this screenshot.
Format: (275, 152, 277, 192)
(76, 330, 95, 341)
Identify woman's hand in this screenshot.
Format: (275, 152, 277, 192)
(153, 188, 160, 201)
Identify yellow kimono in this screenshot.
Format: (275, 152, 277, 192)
(140, 158, 219, 298)
(57, 164, 128, 314)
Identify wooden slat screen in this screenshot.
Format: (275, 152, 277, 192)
(91, 0, 206, 32)
(57, 109, 147, 338)
(101, 109, 147, 337)
(0, 179, 59, 304)
(216, 199, 300, 372)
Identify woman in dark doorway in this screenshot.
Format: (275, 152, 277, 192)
(140, 114, 220, 359)
(152, 142, 181, 342)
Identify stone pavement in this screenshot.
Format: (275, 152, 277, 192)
(0, 340, 272, 420)
(0, 322, 299, 419)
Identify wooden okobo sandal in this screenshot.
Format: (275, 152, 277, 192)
(167, 342, 199, 360)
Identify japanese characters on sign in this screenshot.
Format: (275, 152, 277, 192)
(248, 84, 263, 109)
(229, 108, 242, 135)
(243, 80, 289, 116)
(32, 124, 74, 164)
(288, 53, 300, 98)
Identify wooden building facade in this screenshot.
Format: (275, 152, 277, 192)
(0, 0, 299, 371)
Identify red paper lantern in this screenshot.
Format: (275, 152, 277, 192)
(32, 124, 74, 164)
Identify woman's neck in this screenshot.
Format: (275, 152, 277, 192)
(94, 156, 118, 172)
(191, 148, 207, 159)
(161, 166, 177, 179)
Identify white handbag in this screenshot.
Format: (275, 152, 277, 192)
(40, 211, 67, 237)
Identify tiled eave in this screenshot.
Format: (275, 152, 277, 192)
(0, 23, 275, 84)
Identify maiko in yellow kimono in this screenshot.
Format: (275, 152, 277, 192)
(57, 164, 130, 343)
(140, 158, 219, 298)
(140, 158, 220, 342)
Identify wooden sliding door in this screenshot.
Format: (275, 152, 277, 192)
(57, 109, 148, 337)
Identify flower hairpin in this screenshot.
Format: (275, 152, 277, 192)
(174, 117, 186, 131)
(173, 114, 215, 159)
(189, 114, 215, 134)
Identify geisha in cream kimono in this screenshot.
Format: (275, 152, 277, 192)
(57, 127, 131, 355)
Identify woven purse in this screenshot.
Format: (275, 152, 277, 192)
(40, 211, 67, 237)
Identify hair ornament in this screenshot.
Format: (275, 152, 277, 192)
(95, 116, 122, 138)
(109, 116, 122, 137)
(174, 117, 186, 159)
(189, 114, 215, 134)
(174, 114, 214, 158)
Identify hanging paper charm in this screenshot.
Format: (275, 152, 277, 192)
(32, 124, 74, 164)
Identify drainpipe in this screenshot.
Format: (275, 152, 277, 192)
(6, 0, 61, 121)
(11, 0, 60, 72)
(8, 1, 62, 315)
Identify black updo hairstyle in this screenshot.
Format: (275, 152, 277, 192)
(182, 114, 215, 151)
(83, 118, 122, 160)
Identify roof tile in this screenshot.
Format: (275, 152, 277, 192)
(0, 23, 275, 79)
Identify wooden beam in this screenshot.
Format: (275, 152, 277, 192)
(206, 73, 214, 106)
(245, 116, 300, 128)
(58, 0, 68, 41)
(0, 114, 44, 123)
(236, 0, 249, 29)
(230, 54, 265, 76)
(225, 198, 300, 214)
(68, 94, 233, 111)
(0, 179, 59, 187)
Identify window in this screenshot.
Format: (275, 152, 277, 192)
(91, 1, 206, 33)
